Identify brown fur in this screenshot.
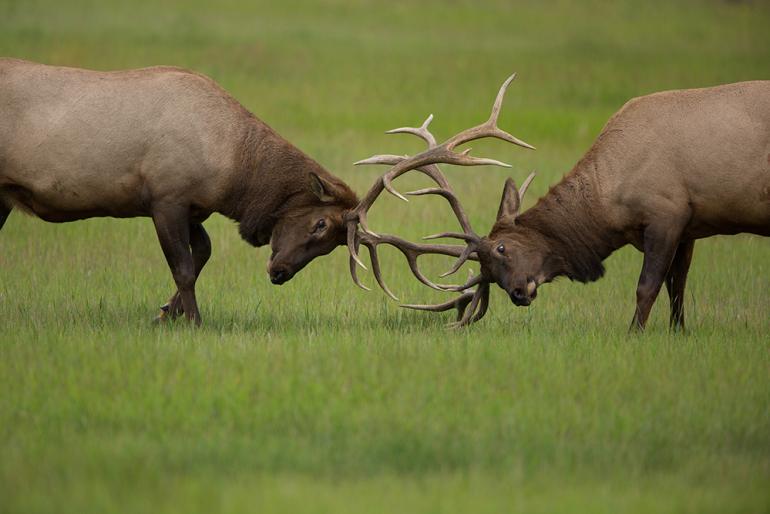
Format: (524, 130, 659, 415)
(478, 81, 770, 330)
(0, 59, 358, 324)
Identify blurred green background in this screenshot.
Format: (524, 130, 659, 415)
(1, 1, 769, 513)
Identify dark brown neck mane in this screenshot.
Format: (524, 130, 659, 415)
(224, 117, 357, 246)
(511, 164, 623, 283)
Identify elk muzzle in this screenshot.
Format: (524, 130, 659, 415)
(269, 267, 292, 285)
(509, 280, 537, 306)
(267, 252, 295, 285)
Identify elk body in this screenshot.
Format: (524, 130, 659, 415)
(0, 59, 358, 324)
(350, 77, 769, 331)
(481, 80, 770, 330)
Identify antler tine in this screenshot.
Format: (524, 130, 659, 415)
(386, 114, 438, 148)
(346, 222, 368, 270)
(518, 171, 536, 203)
(449, 288, 482, 328)
(349, 255, 371, 291)
(445, 73, 535, 151)
(349, 235, 371, 291)
(438, 244, 477, 278)
(358, 114, 440, 202)
(470, 283, 491, 323)
(354, 154, 409, 167)
(449, 282, 491, 328)
(401, 291, 475, 315)
(423, 232, 477, 242)
(403, 248, 458, 291)
(442, 272, 484, 293)
(489, 74, 516, 127)
(360, 240, 399, 301)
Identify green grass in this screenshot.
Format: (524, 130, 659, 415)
(1, 0, 769, 512)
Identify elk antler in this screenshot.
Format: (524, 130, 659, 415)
(346, 73, 533, 316)
(345, 153, 481, 300)
(401, 270, 491, 327)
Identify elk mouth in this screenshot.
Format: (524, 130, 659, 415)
(509, 293, 532, 306)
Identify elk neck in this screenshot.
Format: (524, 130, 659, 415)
(222, 117, 355, 246)
(512, 162, 624, 283)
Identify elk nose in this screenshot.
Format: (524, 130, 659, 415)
(270, 269, 290, 285)
(510, 288, 531, 306)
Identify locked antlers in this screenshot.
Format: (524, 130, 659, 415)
(346, 74, 533, 322)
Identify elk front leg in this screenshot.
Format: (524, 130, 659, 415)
(152, 206, 202, 326)
(158, 223, 211, 320)
(630, 222, 686, 332)
(665, 240, 695, 331)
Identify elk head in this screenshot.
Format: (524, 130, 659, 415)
(267, 172, 357, 284)
(345, 74, 537, 326)
(476, 173, 546, 306)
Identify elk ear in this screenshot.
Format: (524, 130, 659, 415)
(309, 172, 336, 203)
(496, 177, 521, 221)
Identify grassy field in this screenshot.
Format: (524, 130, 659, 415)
(1, 0, 769, 512)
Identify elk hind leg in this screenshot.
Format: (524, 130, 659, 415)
(665, 240, 695, 331)
(157, 223, 212, 321)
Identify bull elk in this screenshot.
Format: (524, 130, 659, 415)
(350, 76, 770, 331)
(0, 58, 360, 325)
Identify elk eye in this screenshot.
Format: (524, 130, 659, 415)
(496, 244, 505, 254)
(314, 219, 327, 232)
